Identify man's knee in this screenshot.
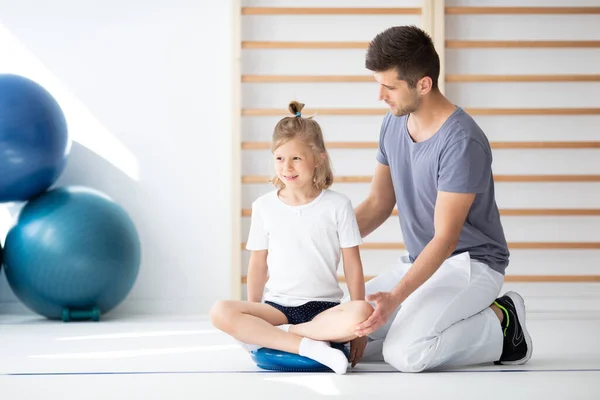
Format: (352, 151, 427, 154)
(382, 336, 440, 373)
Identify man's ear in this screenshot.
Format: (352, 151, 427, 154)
(418, 76, 433, 95)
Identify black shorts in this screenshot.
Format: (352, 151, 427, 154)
(265, 300, 339, 325)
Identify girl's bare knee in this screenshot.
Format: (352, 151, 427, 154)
(339, 301, 374, 339)
(350, 300, 374, 323)
(210, 300, 234, 330)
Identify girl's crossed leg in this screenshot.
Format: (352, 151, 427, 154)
(288, 300, 374, 343)
(209, 299, 373, 374)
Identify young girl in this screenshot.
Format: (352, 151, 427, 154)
(210, 101, 373, 374)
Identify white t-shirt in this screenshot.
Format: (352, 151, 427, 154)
(246, 189, 363, 306)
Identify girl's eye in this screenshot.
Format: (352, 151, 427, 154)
(293, 157, 301, 160)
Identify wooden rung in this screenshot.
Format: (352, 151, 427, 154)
(241, 242, 600, 250)
(447, 40, 600, 48)
(242, 142, 380, 150)
(242, 75, 374, 83)
(241, 208, 600, 217)
(446, 75, 600, 82)
(498, 209, 600, 216)
(469, 108, 600, 115)
(242, 6, 600, 17)
(242, 275, 600, 284)
(242, 175, 600, 184)
(241, 141, 600, 150)
(242, 108, 386, 116)
(241, 108, 600, 116)
(242, 41, 600, 49)
(503, 275, 600, 283)
(361, 243, 600, 250)
(242, 75, 600, 83)
(242, 41, 368, 49)
(242, 7, 421, 15)
(491, 142, 600, 149)
(446, 7, 600, 14)
(493, 175, 600, 182)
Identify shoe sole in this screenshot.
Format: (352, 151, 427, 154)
(501, 291, 533, 365)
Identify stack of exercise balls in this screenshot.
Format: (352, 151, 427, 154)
(0, 74, 141, 322)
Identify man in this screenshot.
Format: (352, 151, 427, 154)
(349, 25, 533, 372)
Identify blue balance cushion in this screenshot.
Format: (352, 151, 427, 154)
(250, 342, 349, 372)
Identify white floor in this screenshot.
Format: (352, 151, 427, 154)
(1, 313, 599, 400)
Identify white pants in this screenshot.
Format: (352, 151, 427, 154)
(358, 251, 505, 372)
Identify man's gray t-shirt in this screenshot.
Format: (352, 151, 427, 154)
(376, 106, 510, 275)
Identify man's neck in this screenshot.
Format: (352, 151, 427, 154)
(407, 91, 457, 143)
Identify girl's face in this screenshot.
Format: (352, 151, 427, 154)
(273, 138, 319, 191)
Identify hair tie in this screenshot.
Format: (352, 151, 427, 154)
(295, 112, 301, 117)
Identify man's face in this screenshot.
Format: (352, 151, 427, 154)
(374, 69, 420, 117)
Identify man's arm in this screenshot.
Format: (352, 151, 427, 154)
(354, 162, 396, 238)
(390, 138, 491, 304)
(355, 190, 475, 336)
(390, 190, 475, 304)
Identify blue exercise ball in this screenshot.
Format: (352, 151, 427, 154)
(0, 242, 3, 301)
(0, 74, 70, 203)
(3, 186, 140, 321)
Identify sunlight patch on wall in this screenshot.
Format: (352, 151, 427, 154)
(0, 24, 140, 181)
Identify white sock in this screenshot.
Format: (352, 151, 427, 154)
(299, 338, 348, 375)
(276, 324, 291, 332)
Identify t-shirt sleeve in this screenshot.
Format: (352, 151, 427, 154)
(376, 113, 391, 166)
(337, 198, 363, 248)
(438, 138, 492, 193)
(246, 200, 268, 250)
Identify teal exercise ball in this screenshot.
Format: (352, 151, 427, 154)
(0, 74, 70, 202)
(3, 186, 140, 320)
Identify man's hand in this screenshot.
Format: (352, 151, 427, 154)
(349, 336, 367, 367)
(355, 292, 401, 337)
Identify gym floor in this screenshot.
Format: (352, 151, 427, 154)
(1, 313, 599, 399)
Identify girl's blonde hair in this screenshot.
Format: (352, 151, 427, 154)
(271, 101, 334, 190)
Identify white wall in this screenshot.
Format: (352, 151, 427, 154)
(0, 0, 234, 315)
(1, 0, 598, 318)
(239, 0, 600, 313)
